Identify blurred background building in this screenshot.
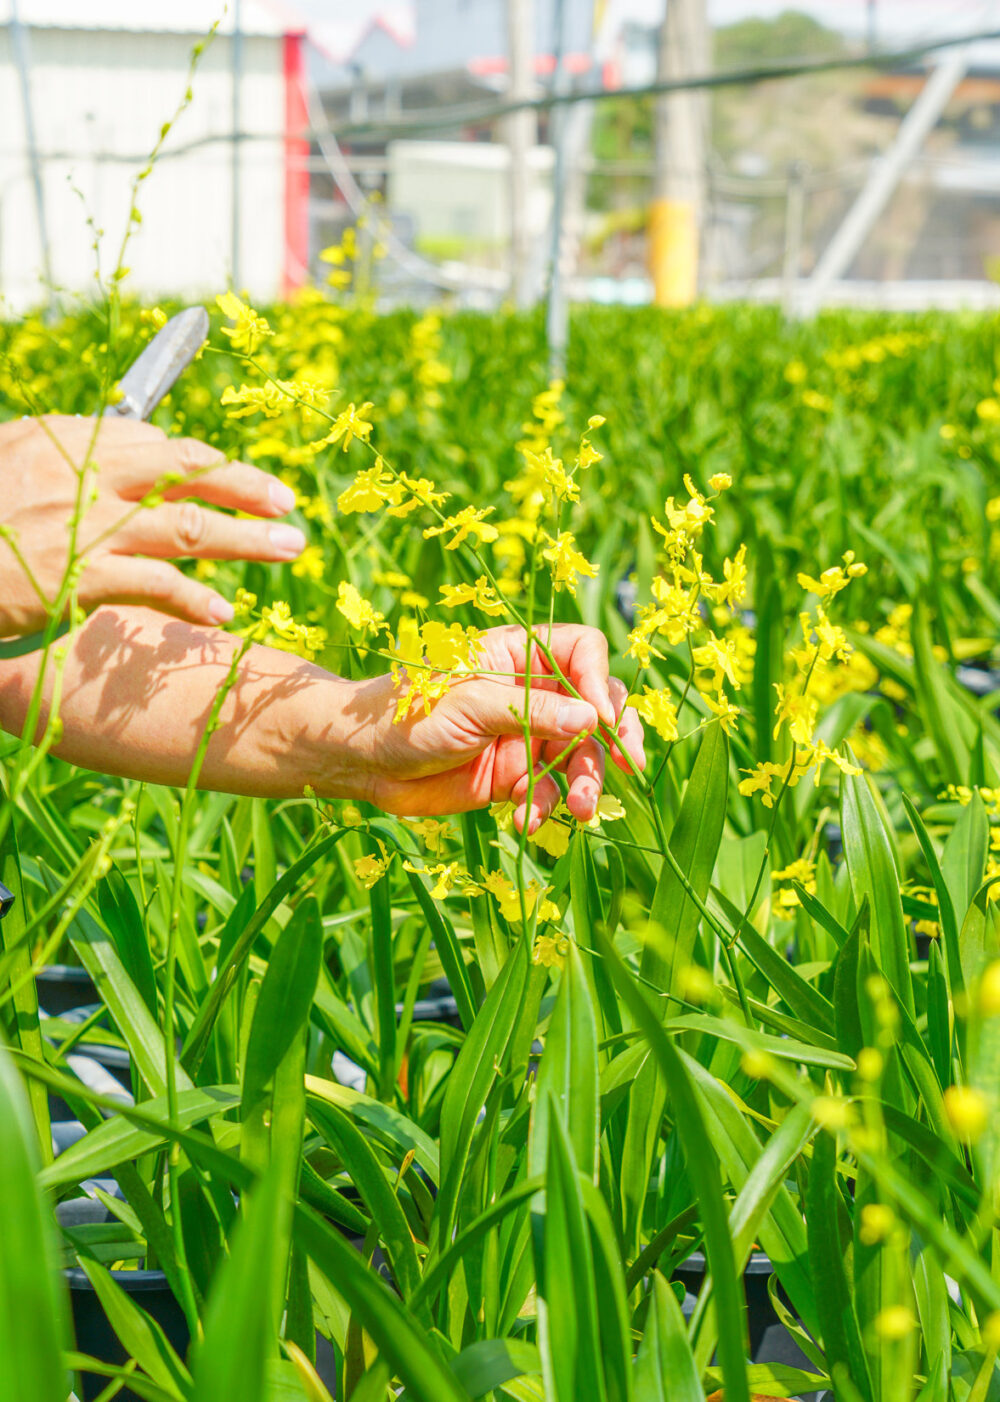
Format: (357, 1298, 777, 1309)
(2, 0, 1000, 314)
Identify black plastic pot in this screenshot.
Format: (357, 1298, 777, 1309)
(60, 1196, 339, 1397)
(66, 1265, 189, 1402)
(672, 1249, 806, 1364)
(402, 976, 463, 1030)
(35, 964, 98, 1017)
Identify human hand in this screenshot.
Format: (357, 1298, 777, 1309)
(0, 414, 306, 639)
(343, 624, 646, 831)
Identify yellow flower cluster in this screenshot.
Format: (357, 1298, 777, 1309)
(738, 569, 868, 806)
(216, 291, 273, 356)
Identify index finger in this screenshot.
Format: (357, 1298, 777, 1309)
(547, 625, 615, 728)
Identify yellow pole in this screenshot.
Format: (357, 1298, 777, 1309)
(649, 197, 698, 306)
(650, 0, 709, 308)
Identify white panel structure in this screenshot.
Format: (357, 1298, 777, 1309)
(0, 2, 304, 310)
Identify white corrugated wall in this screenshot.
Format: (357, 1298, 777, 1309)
(0, 24, 287, 310)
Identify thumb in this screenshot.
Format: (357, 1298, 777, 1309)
(450, 680, 599, 742)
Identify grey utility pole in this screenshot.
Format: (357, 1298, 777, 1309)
(10, 0, 54, 298)
(650, 0, 710, 306)
(506, 0, 535, 309)
(231, 0, 243, 289)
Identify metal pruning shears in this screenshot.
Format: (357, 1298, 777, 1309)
(0, 307, 211, 671)
(104, 306, 209, 422)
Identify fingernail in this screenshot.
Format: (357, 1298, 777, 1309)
(268, 524, 306, 558)
(208, 595, 235, 624)
(268, 480, 296, 514)
(558, 700, 596, 735)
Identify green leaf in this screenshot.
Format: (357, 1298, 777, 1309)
(530, 942, 599, 1182)
(190, 1162, 288, 1402)
(901, 794, 963, 993)
(307, 1098, 425, 1311)
(595, 928, 749, 1402)
(806, 1130, 871, 1402)
(643, 724, 728, 1004)
(98, 865, 158, 1018)
(434, 940, 528, 1252)
(77, 1258, 190, 1399)
(711, 887, 835, 1034)
(183, 831, 345, 1071)
(535, 1106, 608, 1402)
(40, 1085, 239, 1189)
(634, 1272, 702, 1402)
(911, 595, 972, 785)
(367, 837, 397, 1100)
(0, 820, 50, 1162)
(0, 1043, 69, 1402)
(243, 895, 323, 1118)
(941, 792, 989, 935)
(449, 1340, 540, 1397)
(841, 769, 914, 1015)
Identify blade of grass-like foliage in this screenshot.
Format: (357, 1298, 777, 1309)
(832, 903, 867, 1059)
(410, 1177, 542, 1312)
(901, 794, 962, 993)
(535, 1106, 609, 1402)
(365, 838, 397, 1100)
(293, 1202, 471, 1402)
(682, 1052, 817, 1339)
(190, 1161, 287, 1402)
(806, 1130, 871, 1402)
(959, 881, 1000, 988)
(642, 724, 728, 1005)
(305, 1077, 439, 1181)
(911, 595, 972, 785)
(0, 1043, 68, 1402)
(307, 1098, 425, 1313)
(401, 864, 477, 1030)
(790, 882, 850, 948)
(941, 792, 989, 934)
(460, 810, 507, 987)
(570, 834, 623, 1045)
(579, 1176, 635, 1402)
(752, 536, 783, 769)
(433, 940, 528, 1253)
(925, 941, 952, 1090)
(711, 887, 835, 1033)
(595, 928, 750, 1402)
(0, 821, 50, 1163)
(65, 902, 188, 1097)
(841, 769, 914, 1015)
(529, 942, 599, 1181)
(77, 1258, 190, 1400)
(9, 1052, 469, 1402)
(40, 1085, 239, 1189)
(662, 1013, 852, 1069)
(633, 1272, 702, 1402)
(242, 895, 323, 1125)
(182, 830, 345, 1071)
(447, 1340, 540, 1397)
(98, 865, 158, 1018)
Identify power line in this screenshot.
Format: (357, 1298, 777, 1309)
(327, 25, 1000, 142)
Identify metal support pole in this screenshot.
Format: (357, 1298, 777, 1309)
(10, 0, 53, 299)
(650, 0, 710, 307)
(781, 160, 807, 317)
(798, 29, 989, 317)
(505, 0, 535, 309)
(231, 0, 243, 289)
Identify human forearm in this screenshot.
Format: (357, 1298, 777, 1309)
(0, 606, 369, 800)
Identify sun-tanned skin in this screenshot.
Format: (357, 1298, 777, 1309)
(0, 611, 644, 833)
(0, 414, 306, 636)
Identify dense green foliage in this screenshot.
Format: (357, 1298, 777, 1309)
(3, 298, 1000, 1402)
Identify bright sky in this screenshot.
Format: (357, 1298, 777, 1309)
(299, 0, 993, 62)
